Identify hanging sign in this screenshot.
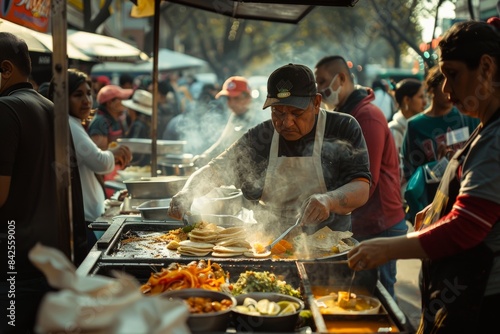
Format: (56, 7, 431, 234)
(0, 0, 51, 32)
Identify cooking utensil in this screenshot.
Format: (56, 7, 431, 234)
(266, 215, 302, 251)
(346, 270, 356, 300)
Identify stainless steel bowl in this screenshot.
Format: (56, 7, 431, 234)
(123, 176, 187, 199)
(136, 198, 172, 220)
(162, 288, 237, 333)
(232, 292, 305, 332)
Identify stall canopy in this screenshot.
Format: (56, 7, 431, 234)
(135, 48, 207, 71)
(91, 48, 206, 77)
(0, 18, 94, 62)
(67, 29, 150, 62)
(132, 0, 360, 24)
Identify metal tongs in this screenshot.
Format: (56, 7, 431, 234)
(266, 215, 302, 251)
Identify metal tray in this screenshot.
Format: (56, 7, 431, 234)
(86, 259, 303, 288)
(297, 261, 412, 333)
(137, 199, 172, 221)
(117, 138, 186, 155)
(123, 175, 187, 199)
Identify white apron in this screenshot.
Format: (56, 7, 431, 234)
(259, 109, 351, 232)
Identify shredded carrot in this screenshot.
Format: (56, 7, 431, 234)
(140, 260, 228, 295)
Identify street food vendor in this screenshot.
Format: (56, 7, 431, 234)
(348, 19, 500, 333)
(169, 64, 371, 232)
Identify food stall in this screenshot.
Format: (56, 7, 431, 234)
(77, 214, 414, 333)
(46, 1, 416, 332)
(80, 171, 413, 333)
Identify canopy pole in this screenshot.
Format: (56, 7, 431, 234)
(150, 0, 161, 177)
(51, 0, 73, 261)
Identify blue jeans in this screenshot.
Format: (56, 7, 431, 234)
(357, 218, 408, 299)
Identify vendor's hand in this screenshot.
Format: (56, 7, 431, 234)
(111, 145, 132, 167)
(168, 190, 194, 220)
(300, 194, 331, 227)
(347, 239, 390, 271)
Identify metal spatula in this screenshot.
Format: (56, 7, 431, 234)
(265, 215, 302, 251)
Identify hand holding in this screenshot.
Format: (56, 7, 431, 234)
(347, 239, 391, 271)
(300, 193, 331, 227)
(167, 190, 194, 220)
(111, 145, 132, 167)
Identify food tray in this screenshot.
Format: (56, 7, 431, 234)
(86, 259, 303, 289)
(297, 261, 411, 333)
(117, 138, 186, 155)
(123, 175, 187, 199)
(137, 199, 172, 221)
(75, 257, 412, 333)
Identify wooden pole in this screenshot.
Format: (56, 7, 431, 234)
(150, 0, 161, 177)
(51, 0, 73, 261)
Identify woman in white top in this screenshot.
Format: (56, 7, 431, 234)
(49, 69, 131, 245)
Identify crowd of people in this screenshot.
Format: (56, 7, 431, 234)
(2, 15, 500, 333)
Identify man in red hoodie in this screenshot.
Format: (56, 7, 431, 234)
(315, 56, 406, 299)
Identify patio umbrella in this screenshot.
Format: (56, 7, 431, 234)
(0, 18, 94, 62)
(67, 29, 149, 62)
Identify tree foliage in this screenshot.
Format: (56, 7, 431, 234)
(82, 0, 450, 83)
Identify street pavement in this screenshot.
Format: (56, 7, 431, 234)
(394, 223, 422, 333)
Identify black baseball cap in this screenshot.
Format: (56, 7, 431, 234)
(262, 63, 318, 110)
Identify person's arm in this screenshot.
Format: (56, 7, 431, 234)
(0, 176, 11, 207)
(87, 117, 110, 150)
(301, 179, 369, 226)
(168, 164, 225, 219)
(90, 134, 108, 151)
(71, 120, 115, 173)
(348, 194, 500, 270)
(348, 232, 427, 270)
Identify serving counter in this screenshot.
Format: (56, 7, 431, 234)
(78, 218, 416, 333)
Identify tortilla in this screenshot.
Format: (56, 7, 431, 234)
(177, 247, 211, 256)
(213, 246, 249, 253)
(211, 251, 243, 257)
(216, 239, 252, 249)
(218, 227, 246, 235)
(243, 250, 271, 258)
(178, 240, 215, 250)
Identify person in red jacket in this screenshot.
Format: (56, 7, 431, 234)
(315, 56, 406, 299)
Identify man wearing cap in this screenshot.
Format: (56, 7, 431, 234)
(314, 56, 406, 299)
(123, 89, 153, 165)
(168, 64, 370, 234)
(194, 76, 269, 166)
(88, 84, 133, 150)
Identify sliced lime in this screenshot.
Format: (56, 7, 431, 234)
(257, 299, 270, 314)
(268, 301, 280, 315)
(278, 303, 297, 315)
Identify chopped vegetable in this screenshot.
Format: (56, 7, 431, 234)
(230, 271, 301, 298)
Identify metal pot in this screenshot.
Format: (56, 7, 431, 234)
(158, 162, 197, 176)
(158, 154, 197, 176)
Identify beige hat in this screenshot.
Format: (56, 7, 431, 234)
(122, 89, 153, 115)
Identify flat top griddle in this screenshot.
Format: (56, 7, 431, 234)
(98, 219, 356, 262)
